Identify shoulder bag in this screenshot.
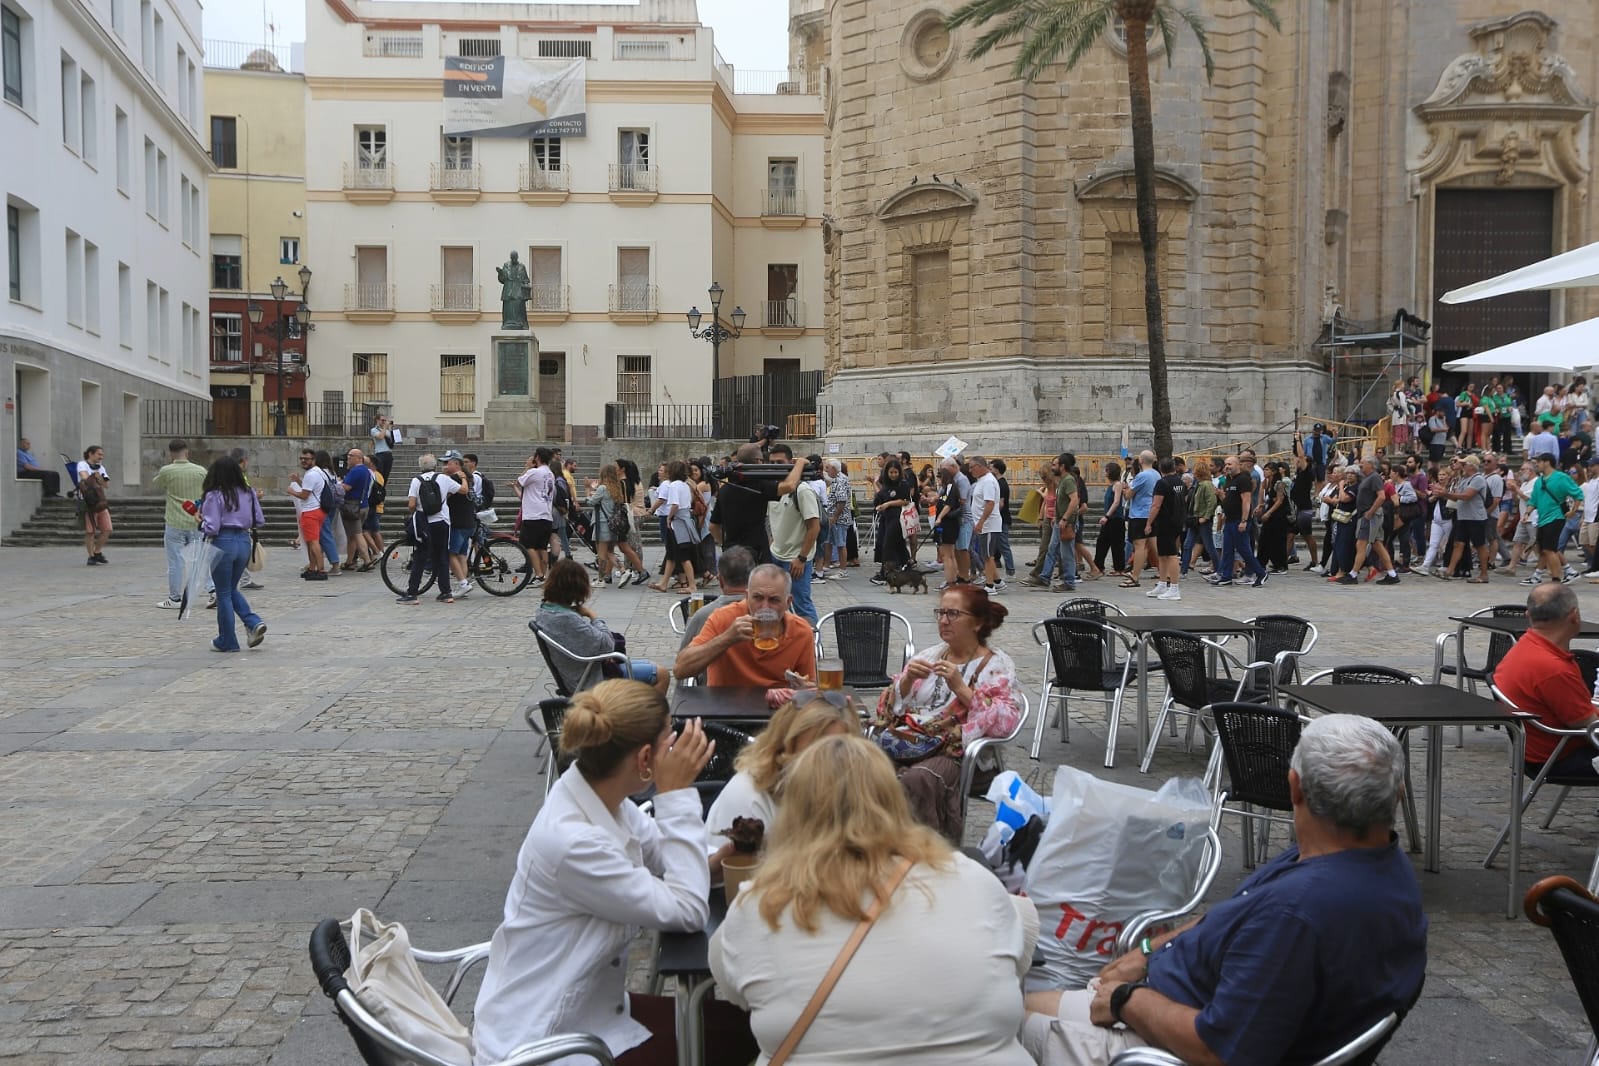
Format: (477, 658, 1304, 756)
(341, 909, 474, 1064)
(766, 858, 915, 1066)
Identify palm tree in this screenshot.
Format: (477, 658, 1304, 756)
(946, 0, 1279, 457)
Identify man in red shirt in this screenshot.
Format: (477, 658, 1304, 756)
(1493, 583, 1598, 777)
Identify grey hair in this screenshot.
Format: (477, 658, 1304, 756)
(1289, 715, 1405, 835)
(824, 458, 840, 475)
(417, 453, 437, 471)
(939, 458, 959, 471)
(748, 562, 793, 594)
(967, 454, 988, 469)
(1528, 583, 1579, 623)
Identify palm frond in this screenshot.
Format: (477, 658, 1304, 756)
(1241, 0, 1283, 32)
(1173, 6, 1216, 83)
(1150, 5, 1177, 68)
(950, 0, 1117, 79)
(948, 0, 1043, 62)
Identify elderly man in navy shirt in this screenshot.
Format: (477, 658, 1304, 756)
(16, 438, 61, 497)
(1020, 714, 1426, 1066)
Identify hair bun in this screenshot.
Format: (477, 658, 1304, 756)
(559, 693, 613, 753)
(985, 598, 1009, 630)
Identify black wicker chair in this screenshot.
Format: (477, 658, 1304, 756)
(815, 607, 914, 689)
(1030, 617, 1142, 766)
(1301, 664, 1423, 851)
(308, 918, 614, 1066)
(1432, 603, 1525, 747)
(523, 698, 571, 794)
(1240, 614, 1318, 700)
(1139, 630, 1269, 775)
(1485, 685, 1599, 868)
(1526, 876, 1599, 1066)
(1211, 702, 1303, 868)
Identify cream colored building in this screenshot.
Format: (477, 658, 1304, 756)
(794, 1, 1599, 454)
(203, 48, 309, 434)
(303, 0, 824, 443)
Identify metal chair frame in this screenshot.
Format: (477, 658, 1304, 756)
(1107, 1013, 1399, 1066)
(524, 698, 571, 794)
(308, 917, 615, 1066)
(1030, 618, 1143, 766)
(1299, 665, 1424, 851)
(1485, 684, 1599, 867)
(1431, 603, 1524, 747)
(1139, 631, 1271, 775)
(1209, 702, 1309, 868)
(530, 620, 633, 698)
(814, 607, 915, 689)
(1113, 825, 1224, 957)
(958, 693, 1031, 825)
(667, 594, 720, 636)
(1525, 875, 1599, 1066)
(1223, 614, 1319, 704)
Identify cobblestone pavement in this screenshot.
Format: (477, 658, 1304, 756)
(1, 544, 1594, 1063)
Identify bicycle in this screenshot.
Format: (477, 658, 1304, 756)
(380, 509, 533, 597)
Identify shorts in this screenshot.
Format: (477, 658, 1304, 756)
(1355, 516, 1379, 543)
(936, 518, 960, 546)
(298, 509, 325, 543)
(955, 519, 974, 552)
(363, 507, 383, 533)
(1536, 521, 1563, 552)
(1310, 462, 1327, 482)
(1455, 518, 1487, 547)
(341, 507, 368, 545)
(520, 518, 554, 551)
(979, 531, 1003, 559)
(83, 508, 112, 533)
(1295, 509, 1314, 537)
(1155, 528, 1182, 558)
(1581, 522, 1599, 550)
(1513, 519, 1536, 546)
(1127, 517, 1149, 541)
(830, 520, 850, 549)
(448, 527, 471, 555)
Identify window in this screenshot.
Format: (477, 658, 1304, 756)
(110, 0, 123, 36)
(457, 37, 500, 57)
(139, 0, 152, 72)
(60, 53, 78, 151)
(2, 4, 22, 107)
(616, 38, 671, 60)
(5, 204, 18, 301)
(529, 246, 562, 310)
(538, 39, 592, 59)
(210, 115, 236, 168)
(115, 107, 129, 192)
(440, 355, 475, 412)
(178, 176, 190, 244)
(617, 355, 651, 412)
(175, 45, 186, 117)
(352, 353, 388, 405)
(117, 262, 131, 346)
(64, 230, 82, 326)
(441, 134, 472, 169)
(617, 248, 650, 311)
(767, 158, 799, 215)
(356, 126, 387, 170)
(156, 149, 168, 224)
(619, 128, 649, 167)
(439, 246, 473, 309)
(159, 287, 169, 362)
(76, 71, 96, 164)
(210, 234, 241, 289)
(764, 358, 801, 375)
(84, 240, 99, 334)
(143, 137, 155, 216)
(530, 136, 561, 171)
(185, 59, 197, 127)
(766, 263, 799, 327)
(356, 245, 388, 308)
(151, 10, 164, 84)
(180, 301, 191, 369)
(188, 183, 200, 247)
(211, 311, 241, 361)
(909, 249, 950, 350)
(362, 32, 423, 58)
(145, 280, 158, 359)
(280, 236, 299, 264)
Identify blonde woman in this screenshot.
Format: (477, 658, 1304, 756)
(704, 695, 860, 875)
(709, 735, 1035, 1065)
(589, 463, 647, 586)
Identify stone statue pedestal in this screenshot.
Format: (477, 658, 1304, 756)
(483, 333, 545, 441)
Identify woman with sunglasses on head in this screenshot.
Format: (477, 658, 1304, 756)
(872, 583, 1020, 842)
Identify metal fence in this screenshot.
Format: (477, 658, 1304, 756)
(143, 400, 375, 438)
(605, 371, 828, 441)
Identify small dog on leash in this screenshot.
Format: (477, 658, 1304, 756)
(883, 565, 928, 594)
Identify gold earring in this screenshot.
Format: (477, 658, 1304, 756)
(640, 767, 654, 783)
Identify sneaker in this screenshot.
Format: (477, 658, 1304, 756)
(528, 575, 545, 586)
(1377, 574, 1402, 585)
(1145, 583, 1167, 598)
(631, 570, 650, 587)
(247, 623, 267, 648)
(869, 575, 888, 586)
(1157, 586, 1182, 601)
(1336, 575, 1358, 585)
(86, 556, 100, 566)
(828, 569, 848, 580)
(155, 598, 182, 609)
(1019, 576, 1048, 588)
(985, 581, 1008, 594)
(1520, 575, 1542, 586)
(1308, 564, 1325, 575)
(1364, 568, 1379, 583)
(435, 592, 455, 603)
(305, 571, 328, 581)
(935, 581, 955, 591)
(811, 570, 827, 582)
(1288, 555, 1300, 565)
(92, 553, 108, 564)
(1584, 571, 1599, 579)
(1211, 578, 1235, 587)
(327, 564, 342, 576)
(1251, 574, 1269, 588)
(920, 562, 942, 572)
(456, 580, 473, 597)
(241, 579, 265, 590)
(206, 591, 217, 609)
(1050, 582, 1077, 593)
(396, 594, 419, 604)
(1564, 572, 1580, 584)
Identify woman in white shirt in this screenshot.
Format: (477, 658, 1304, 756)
(472, 680, 717, 1064)
(704, 694, 860, 878)
(709, 734, 1036, 1066)
(648, 460, 699, 593)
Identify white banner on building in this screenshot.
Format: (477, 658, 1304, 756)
(443, 57, 587, 138)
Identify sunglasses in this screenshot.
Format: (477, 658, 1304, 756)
(790, 689, 860, 713)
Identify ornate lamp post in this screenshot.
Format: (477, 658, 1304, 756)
(247, 266, 312, 436)
(686, 281, 746, 384)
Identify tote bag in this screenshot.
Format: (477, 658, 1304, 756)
(342, 908, 474, 1065)
(898, 503, 919, 542)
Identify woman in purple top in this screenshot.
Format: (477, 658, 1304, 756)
(199, 456, 267, 652)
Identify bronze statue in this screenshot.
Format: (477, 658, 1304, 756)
(496, 251, 531, 330)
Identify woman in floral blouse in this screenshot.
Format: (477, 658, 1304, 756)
(874, 583, 1021, 842)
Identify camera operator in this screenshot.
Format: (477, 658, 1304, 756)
(765, 443, 822, 626)
(709, 442, 804, 563)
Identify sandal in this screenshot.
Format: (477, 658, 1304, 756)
(1118, 578, 1141, 588)
(1466, 577, 1490, 584)
(646, 583, 670, 593)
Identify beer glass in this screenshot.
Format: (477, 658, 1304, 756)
(818, 658, 845, 691)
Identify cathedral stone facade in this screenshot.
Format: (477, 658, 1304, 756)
(789, 1, 1598, 454)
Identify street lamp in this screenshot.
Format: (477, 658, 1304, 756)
(248, 268, 312, 435)
(686, 281, 745, 383)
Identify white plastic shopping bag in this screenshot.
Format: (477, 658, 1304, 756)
(978, 770, 1051, 866)
(1023, 766, 1211, 991)
(178, 537, 219, 621)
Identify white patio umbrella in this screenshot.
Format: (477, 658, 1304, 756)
(1440, 239, 1599, 304)
(1441, 315, 1599, 374)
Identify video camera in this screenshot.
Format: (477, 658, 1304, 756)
(710, 458, 823, 487)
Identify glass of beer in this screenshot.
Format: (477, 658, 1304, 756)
(818, 658, 845, 691)
(688, 592, 704, 617)
(752, 610, 783, 651)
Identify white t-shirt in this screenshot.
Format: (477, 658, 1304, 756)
(654, 479, 692, 517)
(76, 460, 109, 485)
(517, 465, 555, 522)
(702, 771, 779, 856)
(1582, 478, 1599, 524)
(408, 472, 462, 525)
(294, 466, 327, 515)
(970, 472, 1003, 534)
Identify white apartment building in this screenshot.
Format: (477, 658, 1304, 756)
(2, 0, 210, 532)
(304, 0, 824, 443)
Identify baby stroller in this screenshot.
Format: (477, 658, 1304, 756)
(62, 453, 82, 499)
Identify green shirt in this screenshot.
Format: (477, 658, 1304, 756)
(1530, 470, 1582, 529)
(154, 459, 207, 529)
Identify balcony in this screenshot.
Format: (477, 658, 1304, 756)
(517, 163, 570, 204)
(342, 162, 394, 204)
(733, 68, 823, 95)
(608, 163, 658, 205)
(428, 163, 481, 204)
(762, 189, 807, 228)
(763, 299, 806, 336)
(608, 283, 658, 322)
(614, 35, 695, 61)
(528, 283, 570, 323)
(344, 282, 396, 322)
(429, 283, 480, 323)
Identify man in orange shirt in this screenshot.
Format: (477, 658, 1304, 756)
(673, 564, 816, 687)
(1493, 583, 1598, 778)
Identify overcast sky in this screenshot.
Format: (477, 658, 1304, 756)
(204, 1, 792, 71)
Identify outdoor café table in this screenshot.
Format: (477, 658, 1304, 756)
(1278, 682, 1527, 919)
(1105, 614, 1257, 763)
(657, 891, 729, 1066)
(1447, 613, 1599, 679)
(670, 685, 870, 725)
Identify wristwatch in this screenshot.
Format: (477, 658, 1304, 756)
(1110, 980, 1149, 1027)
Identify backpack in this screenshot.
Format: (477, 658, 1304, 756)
(417, 473, 444, 517)
(610, 493, 632, 540)
(552, 474, 571, 516)
(368, 476, 387, 509)
(78, 470, 108, 514)
(318, 472, 339, 514)
(690, 485, 708, 522)
(478, 476, 495, 506)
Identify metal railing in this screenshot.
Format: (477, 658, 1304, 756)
(429, 163, 479, 191)
(211, 338, 244, 363)
(343, 162, 392, 190)
(345, 283, 395, 311)
(764, 189, 805, 217)
(609, 163, 656, 193)
(609, 284, 657, 314)
(614, 35, 695, 60)
(733, 68, 821, 95)
(203, 40, 291, 71)
(518, 163, 569, 192)
(143, 400, 375, 438)
(363, 33, 424, 58)
(712, 47, 735, 94)
(763, 299, 804, 329)
(605, 401, 832, 441)
(529, 284, 568, 312)
(430, 284, 478, 312)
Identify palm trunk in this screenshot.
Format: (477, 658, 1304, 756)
(1122, 19, 1174, 458)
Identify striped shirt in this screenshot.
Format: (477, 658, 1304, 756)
(153, 459, 207, 530)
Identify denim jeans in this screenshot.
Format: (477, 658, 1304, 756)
(1180, 525, 1217, 576)
(209, 530, 262, 651)
(995, 527, 1015, 576)
(1039, 523, 1078, 585)
(319, 512, 340, 566)
(1558, 513, 1582, 553)
(164, 526, 212, 600)
(1219, 522, 1267, 580)
(776, 556, 818, 626)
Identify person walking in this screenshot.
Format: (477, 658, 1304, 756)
(1208, 455, 1269, 588)
(197, 456, 266, 653)
(153, 439, 213, 610)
